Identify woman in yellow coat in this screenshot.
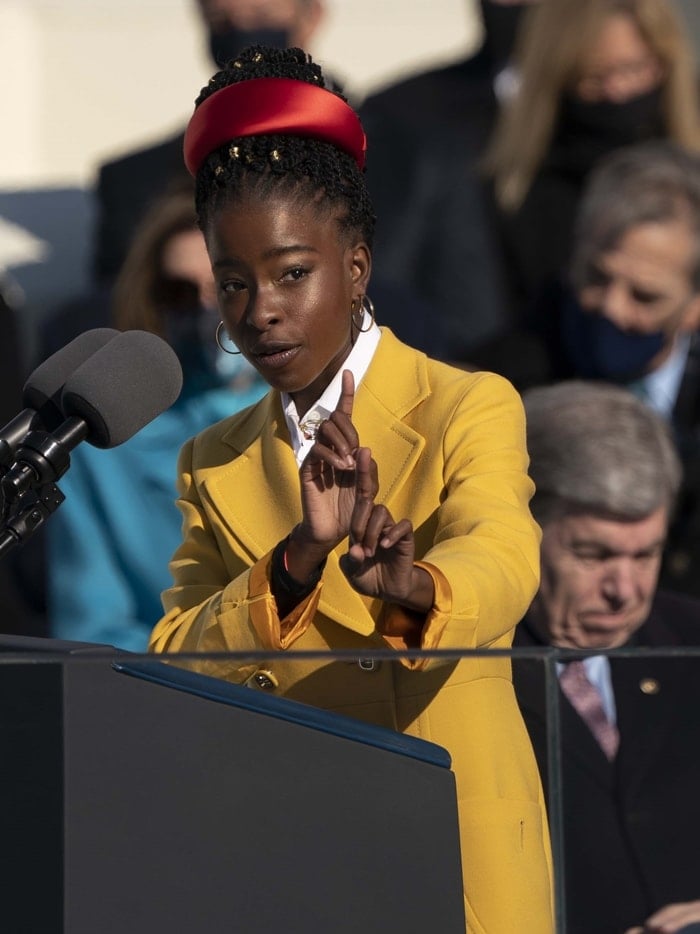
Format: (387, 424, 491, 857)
(150, 45, 553, 933)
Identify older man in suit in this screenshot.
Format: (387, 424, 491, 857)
(490, 141, 700, 598)
(513, 380, 700, 934)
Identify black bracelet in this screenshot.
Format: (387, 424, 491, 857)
(271, 536, 326, 599)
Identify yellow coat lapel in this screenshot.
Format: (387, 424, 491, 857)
(202, 330, 431, 637)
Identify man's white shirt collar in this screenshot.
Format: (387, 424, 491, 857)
(635, 334, 690, 419)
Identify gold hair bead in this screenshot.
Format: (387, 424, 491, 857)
(229, 144, 240, 159)
(214, 165, 224, 176)
(270, 149, 281, 162)
(253, 52, 263, 63)
(233, 60, 242, 69)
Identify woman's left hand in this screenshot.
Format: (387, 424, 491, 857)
(339, 447, 418, 603)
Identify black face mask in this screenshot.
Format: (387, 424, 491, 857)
(552, 86, 665, 177)
(162, 305, 231, 393)
(479, 0, 528, 71)
(561, 292, 665, 381)
(208, 26, 289, 68)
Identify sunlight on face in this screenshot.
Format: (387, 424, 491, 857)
(205, 193, 369, 417)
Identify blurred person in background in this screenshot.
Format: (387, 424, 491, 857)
(94, 0, 326, 286)
(361, 1, 539, 152)
(46, 188, 267, 651)
(40, 1, 327, 368)
(482, 0, 700, 321)
(358, 1, 540, 364)
(514, 380, 700, 934)
(508, 141, 700, 598)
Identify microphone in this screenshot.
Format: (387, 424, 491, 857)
(0, 328, 120, 466)
(0, 331, 183, 555)
(61, 329, 184, 448)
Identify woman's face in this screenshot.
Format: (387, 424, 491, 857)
(573, 12, 664, 104)
(205, 193, 370, 416)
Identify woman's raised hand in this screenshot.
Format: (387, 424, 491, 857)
(286, 370, 369, 582)
(295, 370, 367, 549)
(339, 446, 417, 602)
(289, 369, 432, 619)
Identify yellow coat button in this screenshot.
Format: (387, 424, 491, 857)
(244, 669, 279, 691)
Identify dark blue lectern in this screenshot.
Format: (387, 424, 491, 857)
(0, 637, 465, 933)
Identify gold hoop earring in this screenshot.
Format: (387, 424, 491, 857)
(352, 294, 375, 333)
(215, 320, 241, 355)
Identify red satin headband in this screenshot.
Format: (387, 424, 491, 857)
(183, 77, 367, 176)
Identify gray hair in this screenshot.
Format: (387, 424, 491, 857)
(571, 141, 700, 294)
(523, 381, 682, 524)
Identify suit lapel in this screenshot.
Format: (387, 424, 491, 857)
(672, 332, 700, 437)
(204, 393, 302, 557)
(514, 622, 613, 789)
(612, 613, 686, 795)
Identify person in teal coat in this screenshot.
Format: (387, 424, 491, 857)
(47, 187, 266, 651)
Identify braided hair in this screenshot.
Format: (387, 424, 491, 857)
(193, 46, 376, 248)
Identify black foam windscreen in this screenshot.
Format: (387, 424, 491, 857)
(60, 330, 183, 448)
(22, 329, 121, 423)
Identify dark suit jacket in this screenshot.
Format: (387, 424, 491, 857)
(513, 592, 700, 934)
(662, 337, 700, 595)
(358, 49, 511, 363)
(93, 130, 190, 283)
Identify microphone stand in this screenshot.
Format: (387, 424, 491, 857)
(0, 417, 86, 558)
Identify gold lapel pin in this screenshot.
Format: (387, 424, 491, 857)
(639, 678, 660, 695)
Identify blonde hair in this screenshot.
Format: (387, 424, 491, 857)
(484, 0, 700, 211)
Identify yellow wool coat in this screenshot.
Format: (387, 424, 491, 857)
(151, 329, 554, 933)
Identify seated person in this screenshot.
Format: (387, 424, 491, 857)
(46, 189, 266, 651)
(479, 141, 700, 597)
(514, 380, 700, 934)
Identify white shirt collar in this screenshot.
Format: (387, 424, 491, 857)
(282, 317, 382, 467)
(636, 334, 690, 419)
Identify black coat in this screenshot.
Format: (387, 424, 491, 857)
(358, 49, 511, 362)
(513, 592, 700, 934)
(93, 130, 190, 283)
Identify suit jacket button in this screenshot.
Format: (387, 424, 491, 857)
(639, 677, 660, 695)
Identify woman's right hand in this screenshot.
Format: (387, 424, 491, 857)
(285, 370, 377, 581)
